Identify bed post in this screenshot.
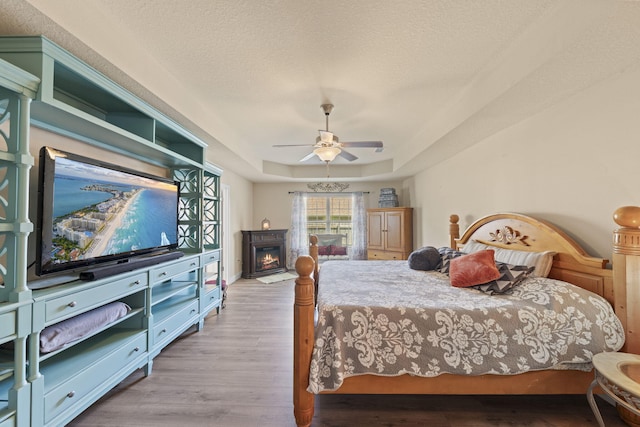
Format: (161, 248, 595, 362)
(294, 255, 315, 427)
(449, 214, 460, 249)
(613, 206, 640, 354)
(309, 234, 319, 295)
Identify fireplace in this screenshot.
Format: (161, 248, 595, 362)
(241, 229, 288, 279)
(255, 246, 282, 273)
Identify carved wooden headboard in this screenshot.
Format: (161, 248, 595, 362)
(449, 213, 613, 304)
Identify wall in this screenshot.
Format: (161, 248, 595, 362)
(252, 180, 407, 231)
(219, 169, 253, 283)
(406, 64, 640, 261)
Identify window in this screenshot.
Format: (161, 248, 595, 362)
(306, 196, 352, 245)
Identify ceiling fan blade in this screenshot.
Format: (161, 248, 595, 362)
(338, 149, 358, 162)
(340, 141, 384, 152)
(273, 144, 313, 147)
(299, 152, 317, 162)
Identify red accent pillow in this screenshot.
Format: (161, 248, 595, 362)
(318, 245, 331, 256)
(330, 246, 347, 256)
(449, 250, 501, 288)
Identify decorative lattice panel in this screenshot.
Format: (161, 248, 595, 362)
(173, 168, 200, 194)
(0, 92, 13, 297)
(178, 197, 200, 222)
(0, 87, 32, 300)
(173, 167, 202, 251)
(0, 235, 7, 293)
(178, 224, 200, 250)
(203, 173, 218, 199)
(0, 97, 10, 152)
(203, 198, 218, 222)
(203, 223, 218, 248)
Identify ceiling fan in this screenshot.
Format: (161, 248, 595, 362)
(273, 104, 384, 163)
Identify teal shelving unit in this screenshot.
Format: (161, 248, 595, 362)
(0, 36, 223, 426)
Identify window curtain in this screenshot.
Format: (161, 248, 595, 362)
(350, 192, 367, 260)
(288, 191, 308, 268)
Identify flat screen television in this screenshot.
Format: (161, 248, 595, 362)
(36, 146, 180, 276)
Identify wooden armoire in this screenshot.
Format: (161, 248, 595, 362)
(366, 207, 413, 260)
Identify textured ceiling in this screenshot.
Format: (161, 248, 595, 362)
(1, 1, 640, 182)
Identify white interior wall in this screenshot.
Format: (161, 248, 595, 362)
(406, 64, 640, 260)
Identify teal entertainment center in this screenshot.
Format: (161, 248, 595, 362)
(0, 36, 223, 426)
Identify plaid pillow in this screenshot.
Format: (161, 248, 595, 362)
(436, 247, 467, 274)
(472, 262, 535, 295)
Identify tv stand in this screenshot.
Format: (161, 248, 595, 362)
(0, 36, 223, 427)
(28, 273, 81, 290)
(80, 251, 185, 281)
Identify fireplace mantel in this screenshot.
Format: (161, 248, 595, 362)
(241, 229, 288, 279)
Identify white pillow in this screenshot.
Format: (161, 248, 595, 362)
(462, 240, 491, 254)
(462, 240, 555, 277)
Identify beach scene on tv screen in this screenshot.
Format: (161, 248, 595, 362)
(47, 156, 178, 267)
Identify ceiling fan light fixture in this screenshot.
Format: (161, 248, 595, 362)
(319, 130, 335, 143)
(314, 146, 341, 162)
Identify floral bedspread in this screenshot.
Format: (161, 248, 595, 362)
(308, 260, 625, 393)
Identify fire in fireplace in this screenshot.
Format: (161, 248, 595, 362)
(241, 229, 288, 279)
(256, 246, 281, 272)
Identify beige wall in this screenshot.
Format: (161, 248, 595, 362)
(219, 169, 253, 282)
(405, 64, 640, 261)
(252, 180, 407, 231)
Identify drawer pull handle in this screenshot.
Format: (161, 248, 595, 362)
(133, 280, 141, 285)
(67, 391, 75, 398)
(68, 301, 77, 308)
(159, 272, 167, 277)
(191, 262, 197, 266)
(190, 309, 197, 314)
(134, 347, 140, 352)
(161, 328, 167, 334)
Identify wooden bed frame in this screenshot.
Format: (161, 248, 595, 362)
(293, 209, 640, 427)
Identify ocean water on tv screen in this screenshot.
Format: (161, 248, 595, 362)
(104, 187, 177, 254)
(53, 175, 177, 259)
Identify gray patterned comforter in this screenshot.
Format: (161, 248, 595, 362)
(308, 260, 625, 393)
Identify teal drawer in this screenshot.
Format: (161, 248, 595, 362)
(43, 333, 147, 423)
(149, 256, 199, 284)
(201, 250, 220, 265)
(201, 286, 221, 312)
(0, 311, 16, 342)
(44, 273, 147, 324)
(152, 300, 198, 347)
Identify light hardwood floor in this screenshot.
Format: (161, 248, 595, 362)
(69, 278, 626, 427)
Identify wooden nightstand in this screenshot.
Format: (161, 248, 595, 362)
(588, 352, 640, 427)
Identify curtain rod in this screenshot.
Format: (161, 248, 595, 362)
(288, 191, 370, 194)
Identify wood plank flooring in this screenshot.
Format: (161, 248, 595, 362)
(69, 278, 626, 427)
